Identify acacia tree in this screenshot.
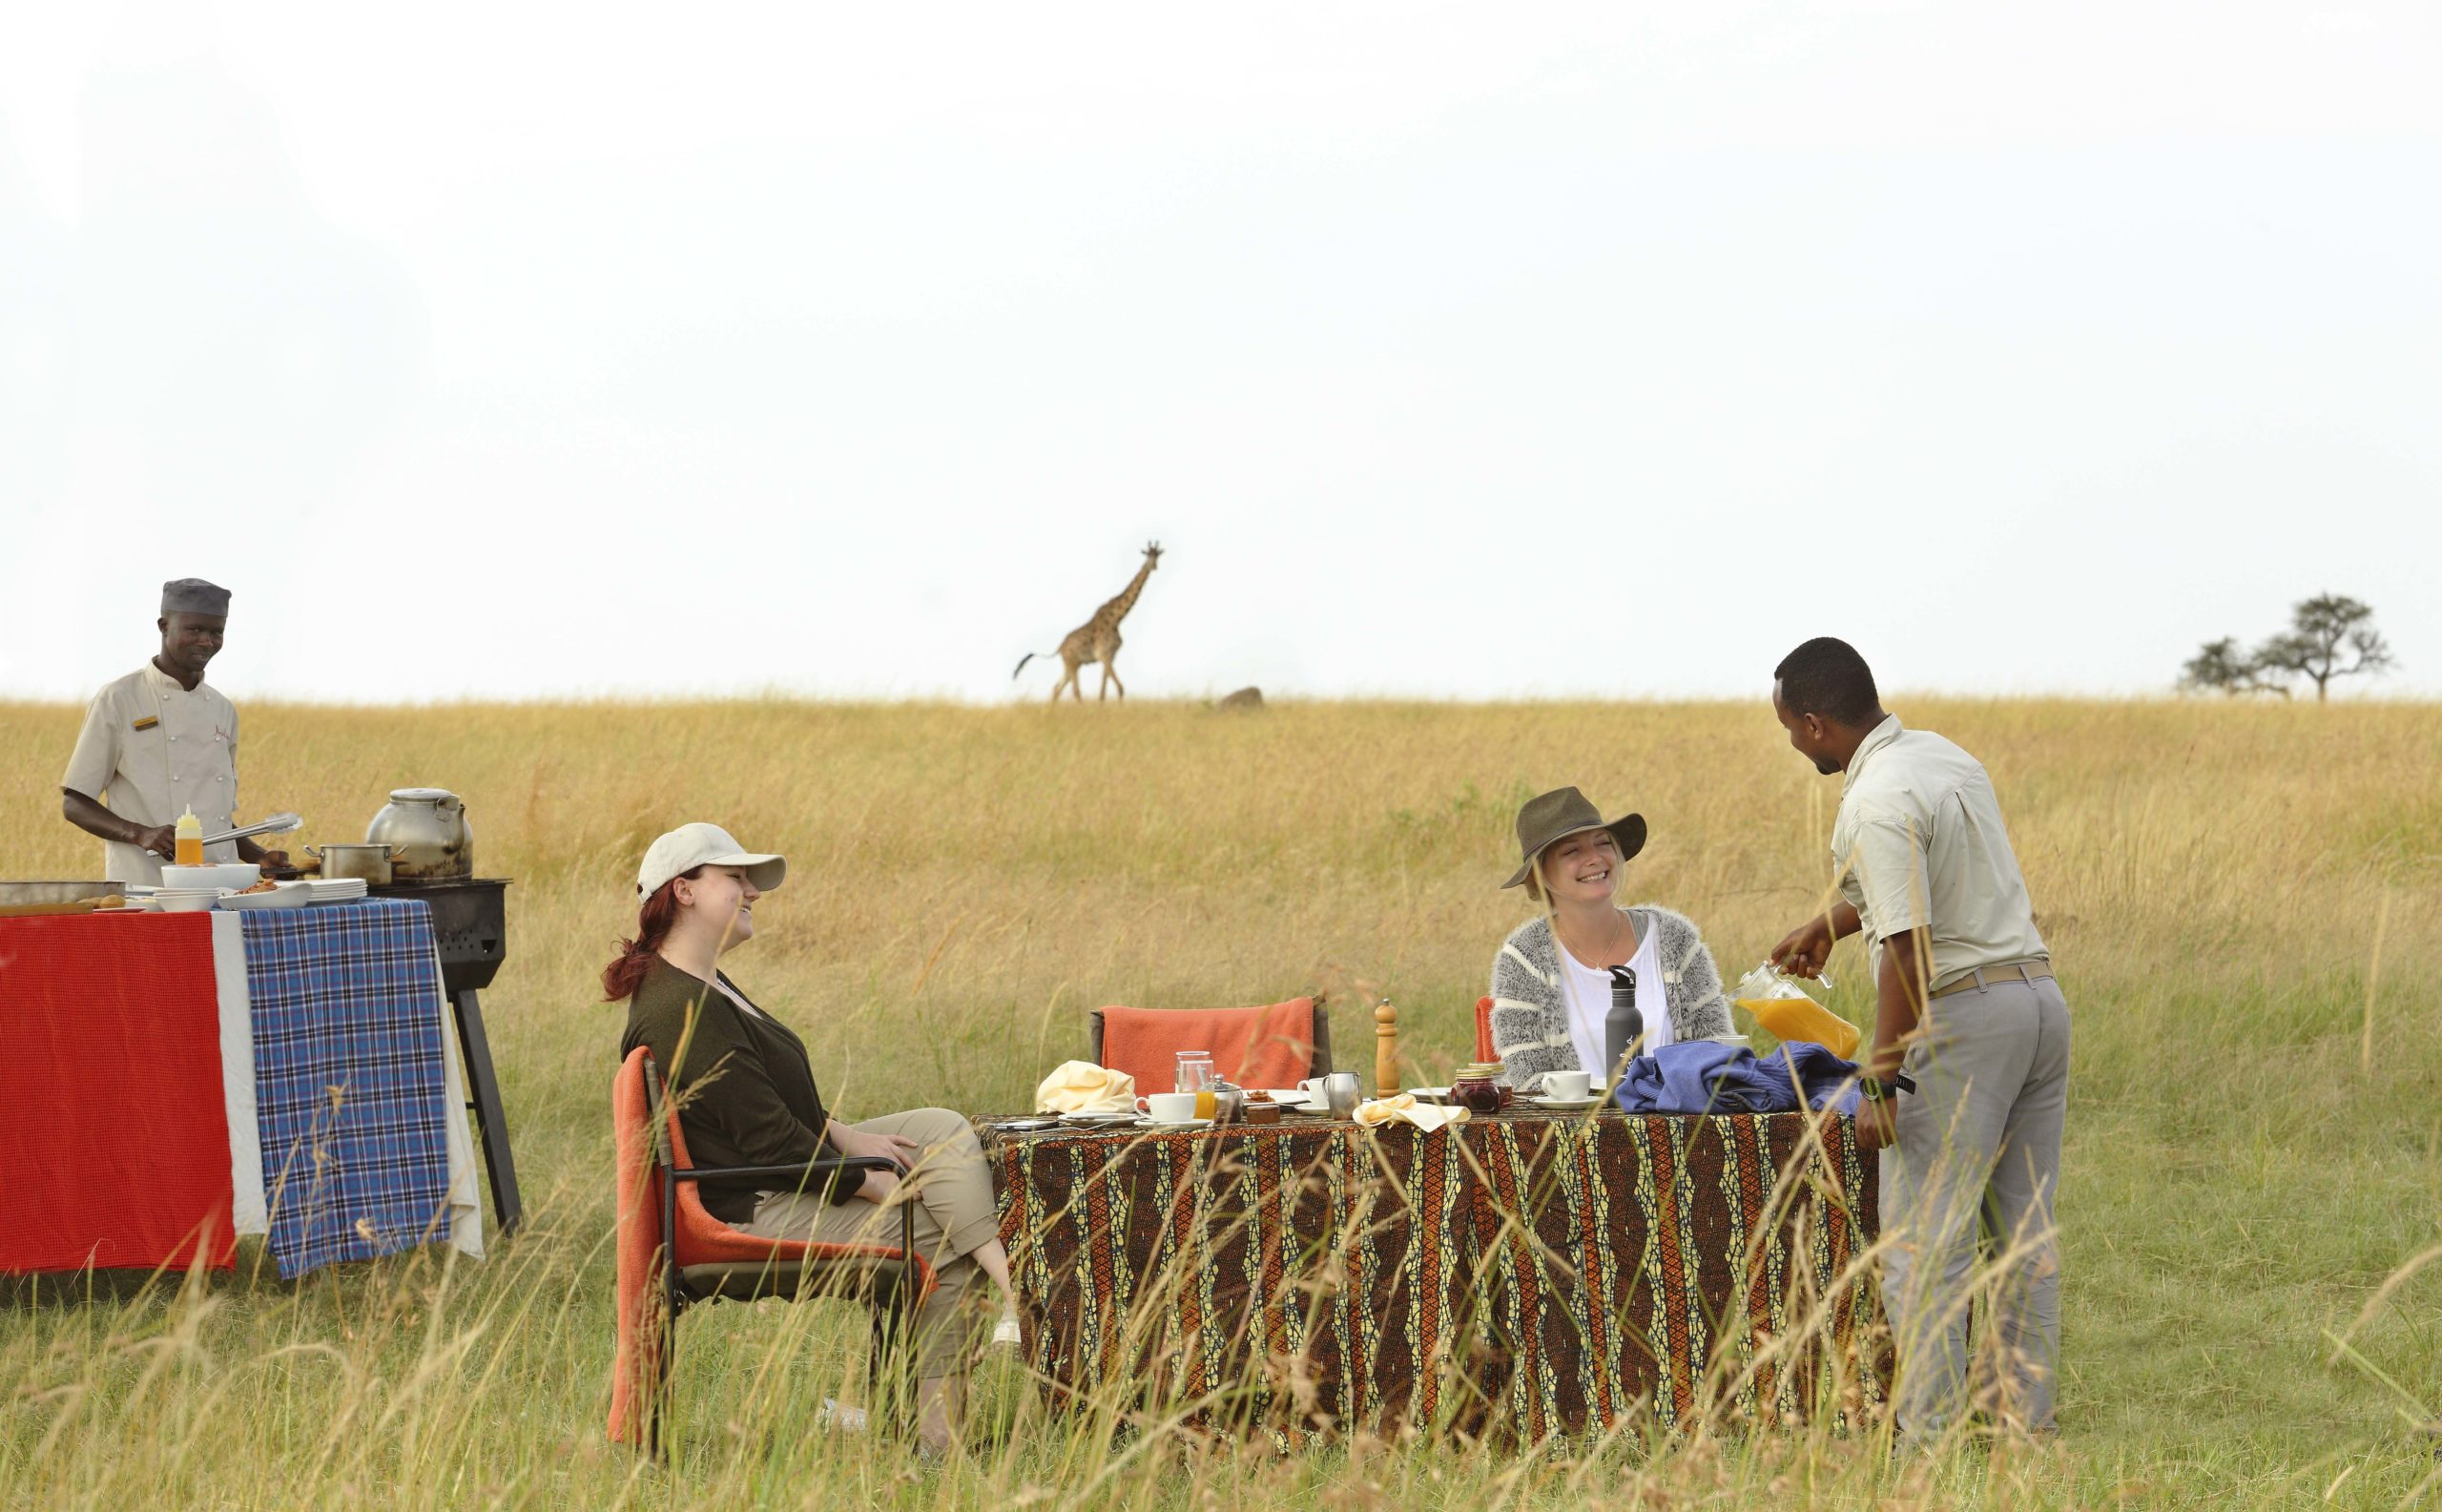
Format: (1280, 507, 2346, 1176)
(2180, 636, 2278, 696)
(2253, 593, 2394, 702)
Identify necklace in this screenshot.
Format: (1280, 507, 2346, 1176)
(1558, 907, 1627, 968)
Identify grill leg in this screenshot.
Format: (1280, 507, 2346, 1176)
(450, 986, 524, 1234)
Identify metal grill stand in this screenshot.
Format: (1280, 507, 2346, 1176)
(370, 877, 523, 1234)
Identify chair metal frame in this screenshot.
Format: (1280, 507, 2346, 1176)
(637, 1051, 921, 1460)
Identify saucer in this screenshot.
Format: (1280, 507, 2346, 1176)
(1137, 1116, 1213, 1130)
(1524, 1094, 1606, 1111)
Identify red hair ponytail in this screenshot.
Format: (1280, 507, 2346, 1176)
(601, 867, 702, 1001)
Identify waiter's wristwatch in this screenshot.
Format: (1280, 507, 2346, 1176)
(1859, 1072, 1917, 1103)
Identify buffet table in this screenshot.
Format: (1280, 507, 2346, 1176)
(0, 901, 485, 1279)
(986, 1109, 1885, 1445)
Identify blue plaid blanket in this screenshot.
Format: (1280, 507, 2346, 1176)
(241, 899, 454, 1278)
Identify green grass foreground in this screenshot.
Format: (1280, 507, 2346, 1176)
(1, 697, 2436, 1509)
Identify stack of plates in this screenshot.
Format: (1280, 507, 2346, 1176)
(218, 881, 313, 911)
(305, 878, 368, 905)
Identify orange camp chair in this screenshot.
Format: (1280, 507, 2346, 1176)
(609, 1047, 937, 1458)
(1475, 996, 1496, 1063)
(1087, 998, 1331, 1094)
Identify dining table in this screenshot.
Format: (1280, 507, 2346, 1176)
(983, 1104, 1887, 1447)
(1, 900, 486, 1280)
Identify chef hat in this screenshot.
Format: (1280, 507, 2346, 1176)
(160, 578, 232, 617)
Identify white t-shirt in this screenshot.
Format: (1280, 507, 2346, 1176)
(1557, 911, 1671, 1080)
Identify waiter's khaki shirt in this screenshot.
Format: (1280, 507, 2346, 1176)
(60, 663, 243, 884)
(1832, 715, 2047, 992)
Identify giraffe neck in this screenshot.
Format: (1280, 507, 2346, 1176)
(1099, 561, 1156, 625)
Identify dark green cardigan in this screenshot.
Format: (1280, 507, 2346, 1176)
(620, 956, 859, 1224)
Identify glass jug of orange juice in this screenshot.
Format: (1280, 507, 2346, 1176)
(1732, 963, 1862, 1060)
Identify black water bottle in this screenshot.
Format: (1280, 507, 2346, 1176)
(1604, 965, 1643, 1087)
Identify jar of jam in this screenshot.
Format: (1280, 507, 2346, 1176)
(1449, 1063, 1508, 1116)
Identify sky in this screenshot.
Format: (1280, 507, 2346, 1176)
(2, 1, 2437, 704)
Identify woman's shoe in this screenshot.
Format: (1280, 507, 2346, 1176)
(990, 1312, 1023, 1347)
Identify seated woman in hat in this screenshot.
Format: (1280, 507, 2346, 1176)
(1487, 788, 1737, 1089)
(606, 823, 1019, 1456)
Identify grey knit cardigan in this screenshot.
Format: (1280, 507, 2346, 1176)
(1487, 905, 1736, 1087)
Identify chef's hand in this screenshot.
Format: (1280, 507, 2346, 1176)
(1852, 1097, 1896, 1151)
(1770, 916, 1836, 978)
(837, 1127, 922, 1170)
(252, 848, 292, 870)
(134, 824, 176, 860)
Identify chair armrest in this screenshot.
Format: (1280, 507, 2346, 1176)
(672, 1156, 900, 1183)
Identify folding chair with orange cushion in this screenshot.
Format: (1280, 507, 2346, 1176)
(1087, 997, 1330, 1094)
(1476, 995, 1496, 1063)
(607, 1046, 937, 1457)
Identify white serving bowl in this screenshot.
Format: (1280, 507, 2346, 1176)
(162, 863, 261, 890)
(155, 891, 221, 913)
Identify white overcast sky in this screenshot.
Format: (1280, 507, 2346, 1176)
(2, 1, 2437, 702)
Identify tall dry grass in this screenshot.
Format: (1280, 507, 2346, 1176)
(0, 696, 2437, 1508)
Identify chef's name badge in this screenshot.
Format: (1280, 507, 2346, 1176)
(132, 715, 160, 732)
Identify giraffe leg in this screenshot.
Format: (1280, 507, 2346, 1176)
(1097, 663, 1110, 701)
(1105, 653, 1126, 700)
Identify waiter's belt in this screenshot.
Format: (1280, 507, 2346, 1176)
(1930, 959, 2056, 1000)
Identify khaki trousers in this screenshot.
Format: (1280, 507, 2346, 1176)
(1880, 974, 2071, 1440)
(741, 1108, 998, 1377)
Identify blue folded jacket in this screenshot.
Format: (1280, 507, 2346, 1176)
(1611, 1040, 1861, 1116)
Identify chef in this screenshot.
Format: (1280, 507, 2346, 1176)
(60, 578, 290, 885)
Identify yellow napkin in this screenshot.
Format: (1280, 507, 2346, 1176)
(1354, 1093, 1471, 1133)
(1035, 1061, 1139, 1115)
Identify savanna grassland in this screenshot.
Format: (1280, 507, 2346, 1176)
(0, 696, 2436, 1510)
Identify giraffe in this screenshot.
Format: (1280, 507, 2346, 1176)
(1014, 542, 1163, 702)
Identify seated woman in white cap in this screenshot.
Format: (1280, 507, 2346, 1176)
(1487, 787, 1736, 1089)
(606, 822, 1019, 1456)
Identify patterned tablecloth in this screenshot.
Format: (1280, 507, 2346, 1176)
(986, 1109, 1887, 1446)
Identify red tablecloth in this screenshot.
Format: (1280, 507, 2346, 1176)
(1, 913, 238, 1272)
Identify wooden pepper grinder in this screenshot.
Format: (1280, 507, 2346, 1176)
(1374, 998, 1400, 1097)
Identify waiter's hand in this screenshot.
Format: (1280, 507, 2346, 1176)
(1770, 915, 1836, 978)
(133, 823, 176, 860)
(1852, 1096, 1897, 1151)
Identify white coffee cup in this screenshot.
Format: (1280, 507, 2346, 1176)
(1542, 1069, 1592, 1101)
(1146, 1091, 1200, 1123)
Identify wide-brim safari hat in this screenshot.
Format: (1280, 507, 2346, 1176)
(1500, 786, 1646, 890)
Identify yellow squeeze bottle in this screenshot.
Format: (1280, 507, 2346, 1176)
(174, 807, 204, 867)
(1738, 994, 1862, 1061)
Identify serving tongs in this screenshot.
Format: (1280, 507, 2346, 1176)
(198, 812, 303, 847)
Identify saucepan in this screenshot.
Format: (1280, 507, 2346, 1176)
(306, 843, 401, 885)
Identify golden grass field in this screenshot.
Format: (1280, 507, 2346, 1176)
(1, 696, 2437, 1509)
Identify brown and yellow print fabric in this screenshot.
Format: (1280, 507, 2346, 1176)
(985, 1111, 1888, 1447)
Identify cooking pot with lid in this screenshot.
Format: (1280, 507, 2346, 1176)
(366, 788, 473, 880)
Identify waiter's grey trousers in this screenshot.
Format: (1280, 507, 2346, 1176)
(1880, 974, 2070, 1439)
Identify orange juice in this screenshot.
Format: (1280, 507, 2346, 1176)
(174, 807, 204, 866)
(1193, 1088, 1217, 1120)
(1737, 996, 1862, 1060)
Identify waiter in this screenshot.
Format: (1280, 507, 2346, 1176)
(60, 578, 290, 885)
(1766, 636, 2068, 1445)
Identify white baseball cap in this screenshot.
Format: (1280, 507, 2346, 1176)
(636, 822, 786, 898)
